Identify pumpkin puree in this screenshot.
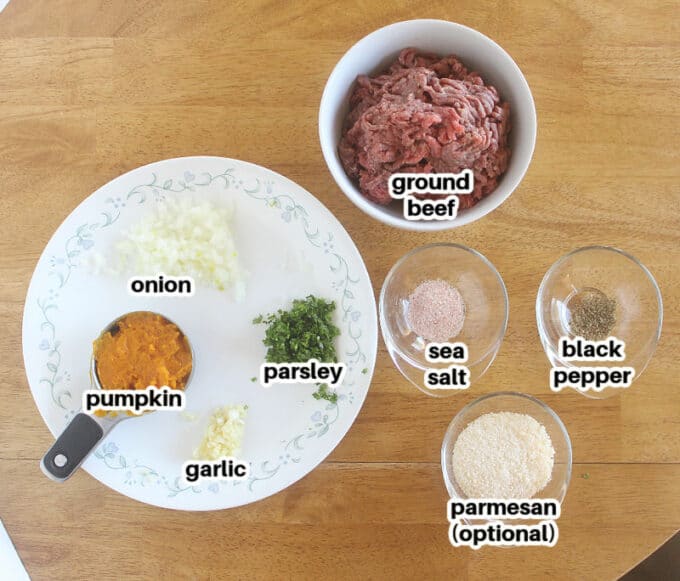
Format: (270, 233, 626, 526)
(93, 311, 192, 391)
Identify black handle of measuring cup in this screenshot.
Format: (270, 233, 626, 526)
(40, 413, 105, 482)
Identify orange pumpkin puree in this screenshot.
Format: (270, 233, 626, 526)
(93, 311, 192, 391)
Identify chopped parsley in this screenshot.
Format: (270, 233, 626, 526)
(254, 295, 341, 402)
(312, 383, 338, 403)
(254, 295, 340, 363)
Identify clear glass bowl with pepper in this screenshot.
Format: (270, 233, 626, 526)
(536, 246, 663, 399)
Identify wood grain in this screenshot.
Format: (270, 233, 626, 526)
(0, 1, 678, 579)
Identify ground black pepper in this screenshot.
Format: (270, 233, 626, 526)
(567, 288, 617, 341)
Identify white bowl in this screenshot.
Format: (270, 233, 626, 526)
(319, 19, 537, 231)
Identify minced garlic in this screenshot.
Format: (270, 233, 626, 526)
(194, 405, 248, 460)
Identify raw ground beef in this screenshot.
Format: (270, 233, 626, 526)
(339, 48, 511, 208)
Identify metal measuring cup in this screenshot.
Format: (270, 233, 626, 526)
(40, 311, 194, 482)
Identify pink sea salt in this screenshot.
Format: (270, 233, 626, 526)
(406, 279, 466, 342)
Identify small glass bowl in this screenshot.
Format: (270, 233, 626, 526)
(441, 392, 572, 519)
(379, 243, 508, 397)
(536, 246, 663, 399)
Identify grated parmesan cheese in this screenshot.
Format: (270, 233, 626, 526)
(452, 412, 555, 499)
(115, 197, 246, 299)
(194, 404, 248, 460)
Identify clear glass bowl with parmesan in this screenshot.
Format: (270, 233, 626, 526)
(441, 392, 572, 522)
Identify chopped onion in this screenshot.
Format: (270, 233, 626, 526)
(116, 197, 246, 298)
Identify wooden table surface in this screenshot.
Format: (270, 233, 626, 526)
(1, 1, 679, 579)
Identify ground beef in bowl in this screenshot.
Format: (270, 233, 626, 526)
(338, 48, 511, 209)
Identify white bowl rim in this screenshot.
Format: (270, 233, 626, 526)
(319, 18, 538, 231)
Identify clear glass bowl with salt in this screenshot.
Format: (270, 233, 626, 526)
(379, 243, 509, 397)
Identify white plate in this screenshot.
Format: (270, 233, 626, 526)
(23, 156, 377, 510)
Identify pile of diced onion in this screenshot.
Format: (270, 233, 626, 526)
(116, 197, 245, 298)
